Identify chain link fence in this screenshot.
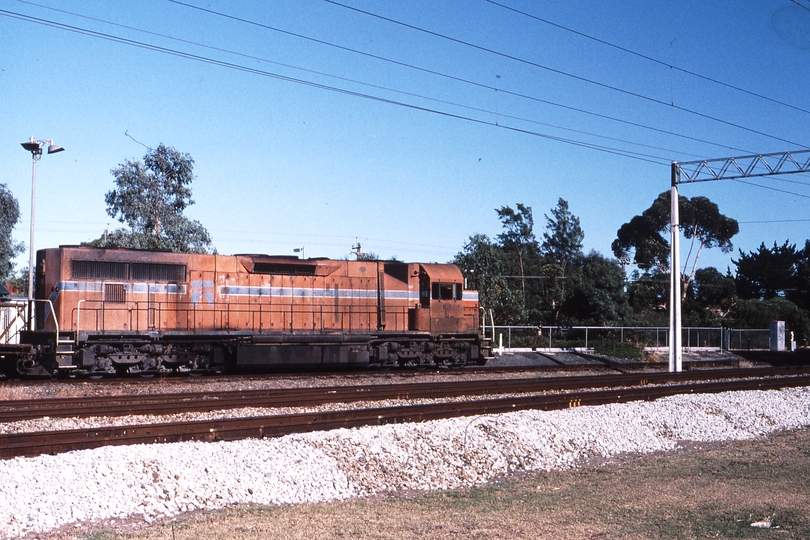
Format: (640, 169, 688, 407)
(483, 325, 771, 351)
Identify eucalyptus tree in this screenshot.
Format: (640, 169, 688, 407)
(540, 198, 584, 322)
(495, 203, 539, 298)
(612, 191, 738, 297)
(93, 144, 212, 253)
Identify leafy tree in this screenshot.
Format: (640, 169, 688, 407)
(562, 251, 629, 325)
(353, 252, 401, 262)
(541, 198, 584, 272)
(7, 268, 29, 297)
(453, 234, 524, 324)
(541, 198, 584, 323)
(613, 191, 738, 297)
(794, 240, 810, 311)
(92, 144, 213, 253)
(622, 270, 668, 325)
(733, 241, 800, 300)
(690, 267, 737, 318)
(0, 184, 23, 283)
(731, 297, 810, 344)
(495, 204, 539, 298)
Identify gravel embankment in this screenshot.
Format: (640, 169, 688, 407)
(1, 386, 809, 538)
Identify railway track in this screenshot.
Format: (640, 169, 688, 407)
(2, 366, 809, 422)
(1, 367, 809, 459)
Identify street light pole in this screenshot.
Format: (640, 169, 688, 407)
(20, 137, 64, 328)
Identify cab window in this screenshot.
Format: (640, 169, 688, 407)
(432, 282, 461, 300)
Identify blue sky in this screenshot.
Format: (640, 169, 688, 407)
(1, 0, 809, 273)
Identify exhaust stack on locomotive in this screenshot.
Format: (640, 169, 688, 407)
(1, 246, 491, 377)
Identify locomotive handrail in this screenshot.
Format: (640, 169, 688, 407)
(69, 299, 410, 335)
(75, 299, 85, 346)
(30, 298, 60, 343)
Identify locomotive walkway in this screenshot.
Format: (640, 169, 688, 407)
(1, 367, 809, 459)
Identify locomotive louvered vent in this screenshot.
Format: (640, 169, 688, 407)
(251, 263, 316, 276)
(72, 261, 186, 282)
(131, 263, 186, 282)
(104, 283, 126, 303)
(72, 260, 128, 280)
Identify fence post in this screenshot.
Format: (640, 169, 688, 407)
(585, 328, 588, 350)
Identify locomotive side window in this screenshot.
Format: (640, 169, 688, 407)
(420, 274, 431, 307)
(432, 282, 460, 300)
(104, 283, 126, 303)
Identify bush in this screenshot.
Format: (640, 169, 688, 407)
(592, 340, 645, 359)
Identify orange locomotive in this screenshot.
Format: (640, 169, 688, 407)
(5, 246, 490, 377)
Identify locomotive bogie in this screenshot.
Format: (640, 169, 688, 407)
(1, 246, 491, 378)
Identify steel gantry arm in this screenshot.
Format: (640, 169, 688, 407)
(676, 150, 810, 184)
(669, 149, 810, 372)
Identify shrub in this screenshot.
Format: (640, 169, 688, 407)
(593, 340, 645, 359)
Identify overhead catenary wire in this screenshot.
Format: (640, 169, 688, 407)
(9, 0, 702, 159)
(486, 0, 810, 117)
(162, 0, 753, 154)
(9, 4, 809, 202)
(6, 2, 802, 162)
(324, 0, 808, 149)
(0, 8, 671, 166)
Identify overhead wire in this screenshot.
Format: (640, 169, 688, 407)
(740, 219, 810, 223)
(324, 0, 808, 149)
(9, 0, 699, 159)
(9, 3, 810, 195)
(487, 0, 810, 117)
(731, 178, 810, 199)
(163, 0, 751, 154)
(0, 8, 670, 165)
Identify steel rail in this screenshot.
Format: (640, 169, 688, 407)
(1, 374, 809, 459)
(2, 367, 809, 422)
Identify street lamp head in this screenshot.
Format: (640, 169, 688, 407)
(20, 137, 65, 157)
(21, 141, 42, 155)
(47, 142, 64, 154)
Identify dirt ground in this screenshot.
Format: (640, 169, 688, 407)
(32, 427, 810, 540)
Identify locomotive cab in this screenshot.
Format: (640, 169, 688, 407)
(411, 264, 475, 334)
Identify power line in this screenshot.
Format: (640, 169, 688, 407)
(164, 0, 751, 154)
(487, 0, 810, 117)
(731, 178, 810, 199)
(15, 0, 687, 156)
(324, 0, 808, 148)
(0, 8, 668, 165)
(739, 219, 810, 224)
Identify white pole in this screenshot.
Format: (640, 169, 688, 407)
(28, 154, 37, 304)
(669, 163, 682, 372)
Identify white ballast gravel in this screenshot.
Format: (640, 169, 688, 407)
(1, 387, 808, 538)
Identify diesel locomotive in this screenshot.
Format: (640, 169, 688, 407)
(0, 246, 490, 378)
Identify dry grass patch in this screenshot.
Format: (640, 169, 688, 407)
(33, 428, 810, 540)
